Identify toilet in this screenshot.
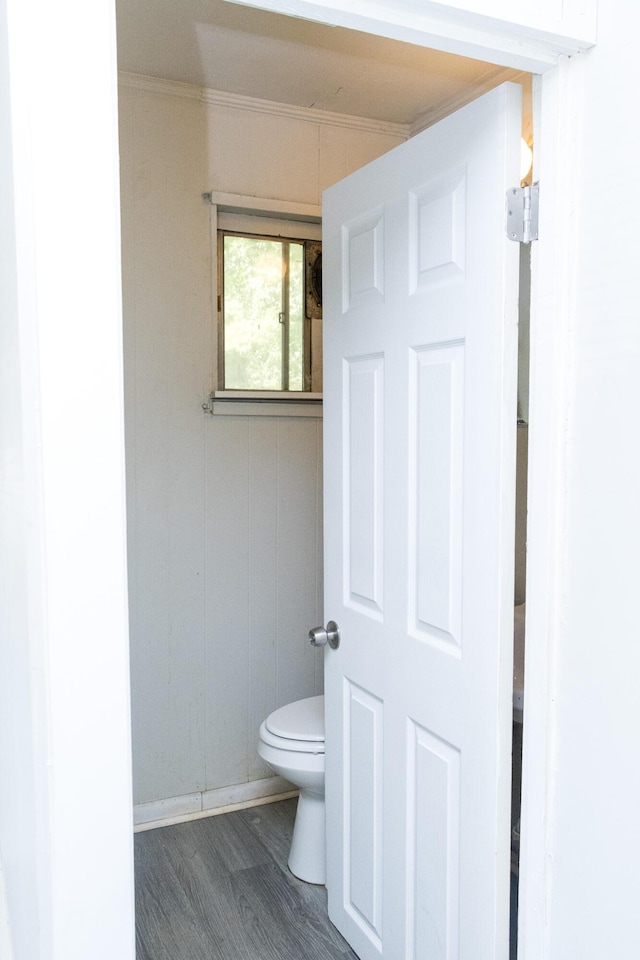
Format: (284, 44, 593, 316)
(258, 694, 326, 884)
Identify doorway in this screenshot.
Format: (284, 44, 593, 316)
(117, 4, 537, 959)
(5, 0, 592, 953)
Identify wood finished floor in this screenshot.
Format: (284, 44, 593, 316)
(135, 798, 358, 960)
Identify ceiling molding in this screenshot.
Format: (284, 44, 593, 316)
(118, 71, 203, 102)
(119, 71, 410, 139)
(201, 87, 409, 137)
(409, 65, 525, 136)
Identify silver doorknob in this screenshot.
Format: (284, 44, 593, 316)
(309, 620, 340, 650)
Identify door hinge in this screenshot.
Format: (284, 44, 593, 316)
(506, 183, 539, 244)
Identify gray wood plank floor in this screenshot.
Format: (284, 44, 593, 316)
(135, 798, 358, 960)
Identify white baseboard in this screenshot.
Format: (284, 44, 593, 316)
(133, 776, 297, 832)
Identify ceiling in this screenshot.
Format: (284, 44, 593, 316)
(115, 0, 526, 128)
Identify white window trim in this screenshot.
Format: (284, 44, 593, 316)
(208, 389, 322, 418)
(212, 390, 322, 401)
(210, 200, 323, 411)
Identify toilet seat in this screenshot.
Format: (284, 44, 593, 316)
(265, 694, 324, 742)
(260, 695, 325, 754)
(259, 721, 325, 754)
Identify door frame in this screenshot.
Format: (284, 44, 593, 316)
(2, 1, 584, 958)
(214, 10, 584, 960)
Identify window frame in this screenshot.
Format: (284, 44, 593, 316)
(214, 212, 322, 401)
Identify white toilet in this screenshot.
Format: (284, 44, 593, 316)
(258, 694, 326, 884)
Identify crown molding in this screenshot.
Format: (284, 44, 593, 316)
(409, 66, 526, 137)
(119, 71, 409, 139)
(200, 87, 409, 137)
(118, 72, 203, 102)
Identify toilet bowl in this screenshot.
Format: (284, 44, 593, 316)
(258, 695, 325, 884)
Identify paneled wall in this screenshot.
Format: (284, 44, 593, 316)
(204, 93, 406, 205)
(118, 78, 406, 812)
(119, 86, 211, 807)
(206, 416, 324, 788)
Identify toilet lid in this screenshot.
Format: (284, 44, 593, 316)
(265, 695, 324, 742)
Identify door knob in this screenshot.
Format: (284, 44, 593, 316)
(309, 620, 340, 649)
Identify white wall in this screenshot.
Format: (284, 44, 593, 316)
(1, 0, 135, 956)
(119, 78, 406, 811)
(1, 9, 47, 954)
(119, 85, 212, 808)
(204, 92, 407, 205)
(532, 3, 640, 956)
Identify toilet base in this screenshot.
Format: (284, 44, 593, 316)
(288, 790, 326, 885)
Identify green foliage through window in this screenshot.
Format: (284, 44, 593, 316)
(221, 232, 307, 391)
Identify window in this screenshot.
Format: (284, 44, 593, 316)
(218, 229, 322, 394)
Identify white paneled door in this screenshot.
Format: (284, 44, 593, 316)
(322, 83, 522, 960)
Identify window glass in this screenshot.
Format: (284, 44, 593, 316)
(220, 233, 311, 391)
(223, 235, 286, 390)
(288, 242, 304, 392)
